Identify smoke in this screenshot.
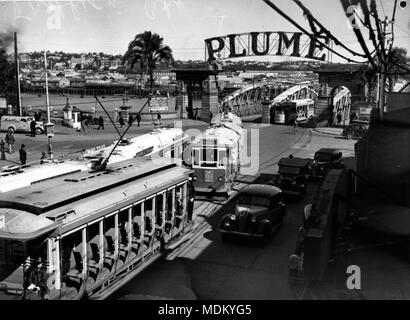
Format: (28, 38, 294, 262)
(0, 28, 18, 52)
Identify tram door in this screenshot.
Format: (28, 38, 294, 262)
(164, 188, 175, 243)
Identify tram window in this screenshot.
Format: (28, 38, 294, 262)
(61, 231, 83, 276)
(104, 215, 116, 254)
(167, 189, 174, 220)
(133, 202, 142, 217)
(87, 223, 100, 263)
(193, 149, 200, 166)
(144, 198, 154, 232)
(119, 210, 129, 246)
(145, 198, 153, 212)
(155, 194, 164, 226)
(218, 149, 227, 166)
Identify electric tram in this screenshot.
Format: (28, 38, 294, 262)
(189, 111, 244, 196)
(81, 127, 189, 165)
(0, 158, 195, 300)
(273, 98, 315, 124)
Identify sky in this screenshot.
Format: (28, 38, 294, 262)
(0, 0, 409, 63)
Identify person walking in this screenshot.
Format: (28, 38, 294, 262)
(119, 115, 125, 128)
(5, 129, 15, 153)
(97, 116, 104, 130)
(19, 144, 27, 165)
(128, 114, 134, 127)
(293, 119, 298, 133)
(30, 119, 36, 137)
(0, 139, 6, 160)
(81, 118, 88, 134)
(157, 112, 161, 125)
(136, 113, 141, 127)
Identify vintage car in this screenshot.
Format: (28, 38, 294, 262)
(270, 157, 311, 197)
(310, 148, 344, 178)
(219, 184, 286, 243)
(0, 115, 44, 134)
(343, 120, 369, 140)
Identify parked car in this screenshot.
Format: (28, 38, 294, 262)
(269, 157, 311, 197)
(343, 120, 369, 140)
(0, 115, 44, 134)
(310, 148, 344, 178)
(219, 184, 286, 243)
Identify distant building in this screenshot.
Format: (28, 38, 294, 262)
(59, 77, 70, 88)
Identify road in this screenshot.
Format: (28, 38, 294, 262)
(109, 123, 357, 300)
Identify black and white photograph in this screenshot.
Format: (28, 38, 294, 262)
(0, 0, 409, 309)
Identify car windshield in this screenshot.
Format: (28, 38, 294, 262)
(237, 194, 270, 208)
(314, 152, 333, 162)
(279, 166, 301, 175)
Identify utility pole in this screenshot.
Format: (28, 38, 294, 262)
(377, 18, 388, 122)
(14, 32, 22, 116)
(44, 51, 54, 159)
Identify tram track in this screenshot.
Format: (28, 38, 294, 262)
(258, 129, 312, 172)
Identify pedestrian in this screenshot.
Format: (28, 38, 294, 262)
(119, 115, 125, 128)
(0, 139, 6, 160)
(128, 114, 134, 127)
(293, 119, 298, 133)
(136, 113, 141, 127)
(336, 111, 342, 124)
(157, 113, 161, 125)
(19, 144, 27, 165)
(5, 129, 15, 154)
(97, 116, 104, 130)
(40, 152, 47, 164)
(30, 119, 36, 137)
(81, 118, 88, 134)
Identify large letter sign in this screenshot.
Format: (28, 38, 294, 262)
(205, 31, 330, 62)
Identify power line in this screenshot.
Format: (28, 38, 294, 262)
(292, 0, 367, 58)
(261, 0, 366, 64)
(339, 0, 379, 70)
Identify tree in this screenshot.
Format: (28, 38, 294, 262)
(361, 46, 408, 100)
(385, 47, 408, 92)
(123, 31, 174, 92)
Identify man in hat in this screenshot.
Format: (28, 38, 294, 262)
(24, 256, 49, 300)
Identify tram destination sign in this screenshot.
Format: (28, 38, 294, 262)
(205, 31, 331, 62)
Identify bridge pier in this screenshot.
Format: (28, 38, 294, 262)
(175, 81, 188, 119)
(261, 100, 272, 124)
(201, 76, 219, 123)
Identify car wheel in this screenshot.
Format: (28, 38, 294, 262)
(346, 132, 353, 140)
(35, 128, 43, 135)
(221, 233, 230, 243)
(7, 126, 15, 133)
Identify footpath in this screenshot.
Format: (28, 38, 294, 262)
(0, 119, 208, 169)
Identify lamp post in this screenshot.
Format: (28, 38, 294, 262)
(44, 51, 54, 159)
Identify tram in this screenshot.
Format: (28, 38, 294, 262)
(0, 158, 195, 300)
(189, 111, 244, 196)
(273, 98, 315, 124)
(81, 127, 189, 165)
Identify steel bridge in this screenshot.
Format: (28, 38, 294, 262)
(220, 81, 318, 119)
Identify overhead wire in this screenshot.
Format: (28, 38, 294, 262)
(339, 0, 380, 70)
(261, 0, 366, 64)
(292, 0, 367, 58)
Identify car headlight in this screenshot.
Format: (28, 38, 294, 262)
(229, 214, 236, 221)
(193, 175, 198, 181)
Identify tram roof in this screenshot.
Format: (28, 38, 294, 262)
(0, 158, 193, 240)
(192, 124, 243, 146)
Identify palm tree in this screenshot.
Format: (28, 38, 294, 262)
(123, 31, 174, 92)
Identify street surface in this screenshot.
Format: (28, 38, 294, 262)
(109, 123, 358, 300)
